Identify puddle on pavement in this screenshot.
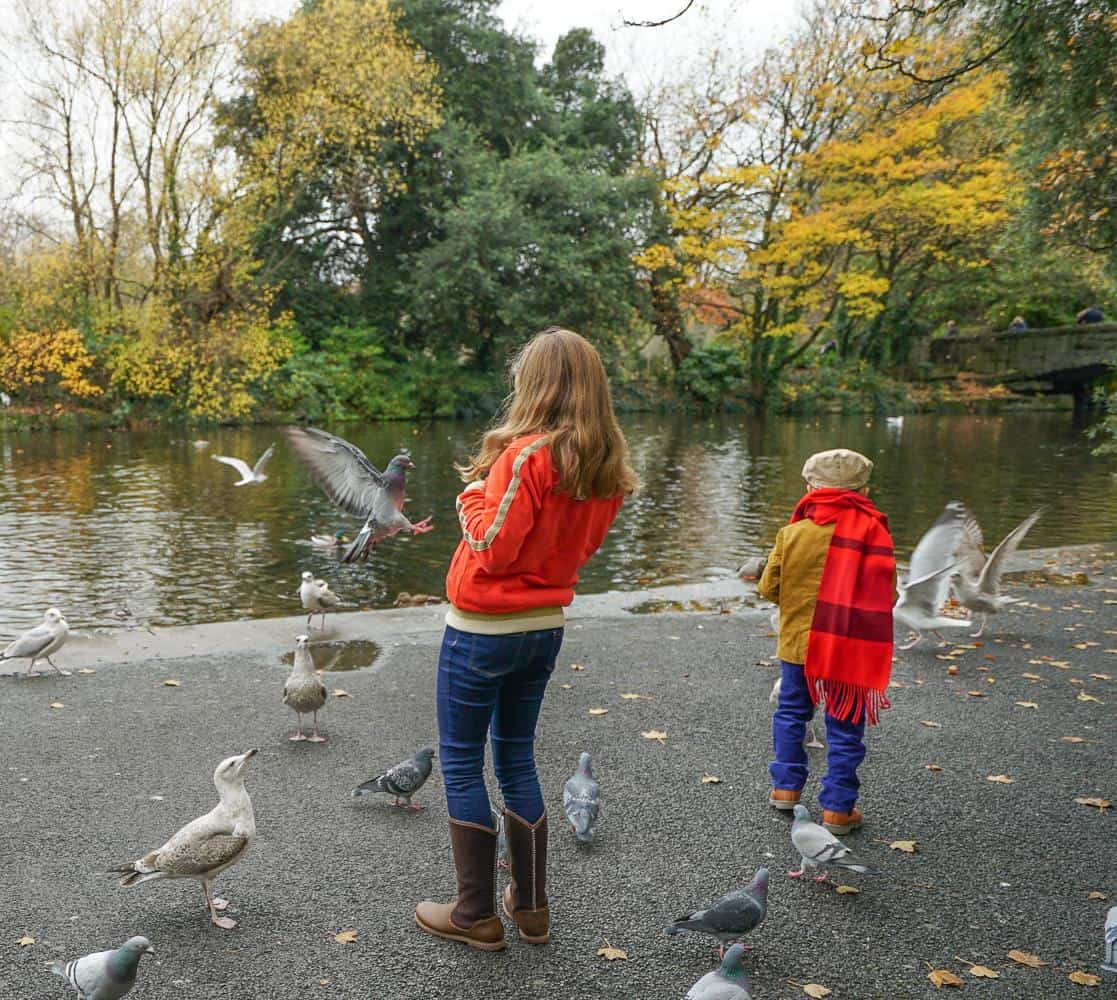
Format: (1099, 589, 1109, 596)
(626, 596, 757, 615)
(280, 639, 381, 672)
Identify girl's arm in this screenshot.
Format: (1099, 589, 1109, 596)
(455, 439, 549, 573)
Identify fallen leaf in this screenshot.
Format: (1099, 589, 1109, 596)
(1062, 736, 1087, 743)
(803, 986, 832, 999)
(1077, 692, 1102, 703)
(700, 773, 722, 784)
(835, 884, 860, 894)
(889, 839, 918, 853)
(333, 929, 358, 944)
(619, 692, 645, 700)
(642, 729, 667, 743)
(927, 968, 964, 988)
(1068, 970, 1100, 986)
(17, 935, 34, 947)
(1090, 673, 1112, 681)
(1014, 701, 1038, 709)
(1072, 643, 1090, 650)
(957, 959, 999, 979)
(1021, 672, 1042, 680)
(986, 774, 1015, 784)
(77, 668, 96, 675)
(1074, 797, 1111, 810)
(560, 683, 573, 690)
(570, 664, 586, 672)
(1070, 678, 1085, 686)
(947, 665, 959, 676)
(332, 688, 349, 697)
(163, 679, 181, 687)
(1088, 891, 1107, 900)
(924, 764, 944, 771)
(597, 942, 628, 961)
(1049, 660, 1071, 669)
(920, 720, 942, 728)
(588, 708, 609, 716)
(966, 690, 986, 698)
(1007, 949, 1048, 968)
(48, 702, 63, 709)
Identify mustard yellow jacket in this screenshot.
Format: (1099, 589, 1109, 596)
(757, 519, 835, 665)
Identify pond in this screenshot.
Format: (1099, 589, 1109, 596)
(0, 412, 1113, 632)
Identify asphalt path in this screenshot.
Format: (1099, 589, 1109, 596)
(1, 562, 1114, 998)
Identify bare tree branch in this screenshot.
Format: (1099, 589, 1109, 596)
(623, 0, 695, 29)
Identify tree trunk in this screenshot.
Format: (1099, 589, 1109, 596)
(649, 271, 691, 368)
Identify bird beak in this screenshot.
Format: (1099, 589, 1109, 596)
(236, 748, 258, 772)
(144, 946, 155, 955)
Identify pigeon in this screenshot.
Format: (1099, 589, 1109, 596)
(790, 804, 881, 882)
(351, 747, 436, 811)
(283, 635, 327, 742)
(952, 506, 1044, 637)
(563, 751, 601, 843)
(48, 936, 154, 999)
(685, 943, 753, 1000)
(666, 868, 768, 958)
(893, 502, 971, 649)
(1, 607, 70, 677)
(110, 750, 257, 930)
(299, 571, 341, 630)
(211, 443, 275, 486)
(310, 530, 349, 549)
(283, 426, 433, 563)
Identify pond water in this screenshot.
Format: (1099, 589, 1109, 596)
(0, 412, 1113, 632)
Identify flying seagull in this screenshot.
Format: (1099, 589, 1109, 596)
(953, 506, 1045, 637)
(211, 444, 275, 486)
(283, 426, 432, 563)
(1, 607, 70, 677)
(893, 502, 971, 649)
(48, 935, 154, 999)
(110, 750, 257, 930)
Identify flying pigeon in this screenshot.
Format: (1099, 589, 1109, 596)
(790, 804, 881, 882)
(211, 444, 275, 486)
(48, 936, 154, 999)
(110, 750, 257, 930)
(563, 751, 601, 844)
(282, 426, 433, 563)
(299, 572, 341, 631)
(952, 506, 1044, 636)
(666, 868, 768, 958)
(685, 942, 753, 999)
(351, 747, 436, 811)
(283, 635, 327, 742)
(2, 607, 70, 677)
(893, 502, 971, 649)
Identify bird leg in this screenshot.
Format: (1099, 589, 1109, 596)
(407, 801, 424, 813)
(319, 611, 327, 631)
(289, 715, 308, 742)
(45, 656, 70, 677)
(307, 711, 326, 743)
(812, 871, 829, 884)
(898, 631, 922, 651)
(410, 516, 434, 535)
(24, 658, 41, 678)
(970, 614, 987, 638)
(788, 869, 804, 879)
(203, 882, 237, 930)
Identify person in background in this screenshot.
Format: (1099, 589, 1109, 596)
(415, 327, 635, 951)
(1077, 305, 1105, 324)
(1009, 316, 1028, 331)
(758, 449, 895, 836)
(944, 320, 960, 337)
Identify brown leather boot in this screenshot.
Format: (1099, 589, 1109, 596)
(415, 819, 506, 951)
(500, 809, 550, 944)
(822, 808, 863, 835)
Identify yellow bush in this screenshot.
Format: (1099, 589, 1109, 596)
(0, 327, 102, 400)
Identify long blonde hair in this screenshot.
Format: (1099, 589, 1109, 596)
(460, 328, 637, 499)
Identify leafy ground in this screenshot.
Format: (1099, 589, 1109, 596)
(0, 558, 1114, 998)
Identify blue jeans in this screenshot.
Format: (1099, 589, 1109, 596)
(769, 660, 866, 814)
(437, 624, 563, 828)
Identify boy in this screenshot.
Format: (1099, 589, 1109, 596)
(757, 448, 895, 835)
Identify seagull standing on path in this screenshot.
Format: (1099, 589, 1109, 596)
(893, 502, 971, 650)
(110, 750, 257, 930)
(211, 444, 275, 486)
(283, 635, 327, 742)
(1, 608, 70, 677)
(283, 427, 433, 563)
(299, 571, 341, 630)
(48, 936, 154, 999)
(953, 506, 1045, 637)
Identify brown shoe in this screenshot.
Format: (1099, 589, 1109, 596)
(415, 819, 506, 951)
(768, 788, 801, 811)
(500, 809, 550, 944)
(822, 808, 862, 835)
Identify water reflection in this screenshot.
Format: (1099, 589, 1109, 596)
(0, 413, 1112, 631)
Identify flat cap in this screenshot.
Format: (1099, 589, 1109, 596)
(802, 448, 873, 490)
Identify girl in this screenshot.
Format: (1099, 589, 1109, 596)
(415, 328, 635, 951)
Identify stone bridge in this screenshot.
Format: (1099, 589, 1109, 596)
(911, 322, 1117, 405)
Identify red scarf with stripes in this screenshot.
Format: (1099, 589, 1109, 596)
(791, 488, 895, 725)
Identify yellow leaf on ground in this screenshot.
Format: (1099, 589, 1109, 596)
(803, 986, 832, 998)
(560, 683, 572, 690)
(924, 764, 944, 771)
(700, 773, 722, 784)
(1088, 891, 1107, 900)
(333, 929, 358, 944)
(1007, 949, 1048, 968)
(835, 884, 860, 894)
(986, 774, 1014, 784)
(619, 692, 645, 700)
(1014, 701, 1038, 709)
(1021, 672, 1042, 680)
(597, 942, 628, 961)
(1077, 692, 1102, 703)
(642, 730, 667, 742)
(965, 964, 1000, 979)
(1068, 970, 1100, 986)
(1074, 797, 1111, 810)
(927, 968, 964, 988)
(588, 708, 609, 716)
(48, 702, 63, 709)
(1090, 673, 1112, 681)
(163, 679, 181, 687)
(889, 839, 918, 853)
(570, 664, 586, 672)
(333, 689, 349, 697)
(1062, 736, 1087, 743)
(920, 720, 942, 728)
(17, 935, 35, 947)
(966, 690, 986, 698)
(77, 668, 96, 675)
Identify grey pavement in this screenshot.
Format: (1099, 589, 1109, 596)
(1, 553, 1115, 999)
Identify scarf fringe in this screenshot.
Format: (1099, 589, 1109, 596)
(808, 677, 891, 726)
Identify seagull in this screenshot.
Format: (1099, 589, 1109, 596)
(283, 427, 433, 563)
(299, 571, 342, 630)
(1, 608, 70, 677)
(48, 935, 154, 999)
(110, 750, 257, 930)
(283, 635, 327, 742)
(211, 444, 275, 486)
(893, 502, 971, 650)
(953, 506, 1045, 637)
(191, 440, 210, 450)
